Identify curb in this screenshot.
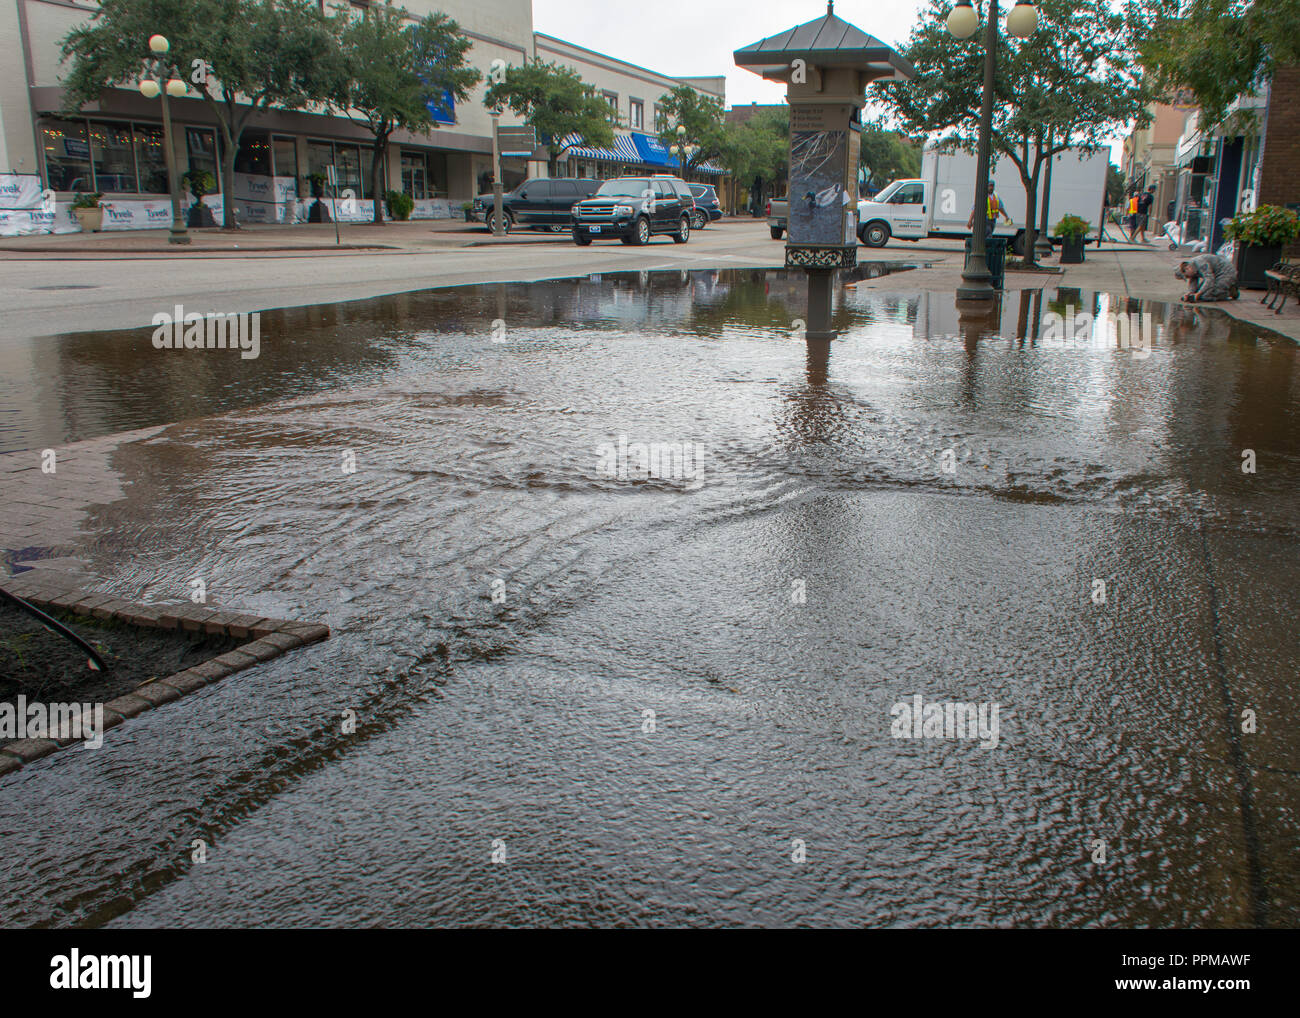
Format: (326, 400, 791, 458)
(0, 569, 329, 777)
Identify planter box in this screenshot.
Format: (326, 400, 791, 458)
(1234, 243, 1282, 290)
(1059, 236, 1085, 263)
(186, 203, 217, 228)
(72, 206, 103, 233)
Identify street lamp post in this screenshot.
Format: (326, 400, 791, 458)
(946, 0, 1038, 300)
(669, 124, 696, 178)
(138, 34, 190, 245)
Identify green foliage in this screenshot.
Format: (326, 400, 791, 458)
(332, 7, 478, 141)
(72, 191, 103, 209)
(718, 108, 788, 186)
(1226, 205, 1300, 248)
(655, 85, 727, 172)
(484, 59, 615, 161)
(880, 0, 1150, 263)
(59, 0, 342, 228)
(332, 6, 478, 222)
(385, 190, 415, 221)
(1053, 214, 1090, 238)
(1129, 0, 1300, 131)
(181, 169, 216, 199)
(859, 117, 921, 189)
(1105, 164, 1127, 206)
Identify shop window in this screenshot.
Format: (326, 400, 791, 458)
(41, 120, 92, 192)
(88, 122, 137, 193)
(134, 124, 168, 193)
(272, 137, 298, 183)
(186, 127, 220, 189)
(335, 144, 363, 198)
(234, 132, 271, 176)
(401, 151, 427, 198)
(426, 150, 447, 197)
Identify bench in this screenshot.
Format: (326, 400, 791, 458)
(1262, 259, 1300, 314)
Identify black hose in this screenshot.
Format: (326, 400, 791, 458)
(0, 584, 110, 675)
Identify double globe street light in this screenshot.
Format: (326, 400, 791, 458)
(669, 124, 697, 178)
(138, 34, 191, 244)
(948, 0, 1038, 300)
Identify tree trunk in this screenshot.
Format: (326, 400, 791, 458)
(208, 105, 241, 231)
(220, 132, 239, 230)
(371, 135, 387, 225)
(1021, 156, 1042, 269)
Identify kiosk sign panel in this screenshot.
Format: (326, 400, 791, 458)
(787, 103, 858, 249)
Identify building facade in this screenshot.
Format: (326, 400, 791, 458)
(1121, 101, 1183, 231)
(0, 0, 723, 231)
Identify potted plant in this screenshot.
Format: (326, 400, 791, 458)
(461, 200, 473, 222)
(306, 172, 331, 223)
(385, 190, 414, 222)
(71, 192, 104, 233)
(1226, 205, 1300, 289)
(181, 170, 217, 228)
(1053, 214, 1090, 263)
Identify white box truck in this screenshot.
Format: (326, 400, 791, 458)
(855, 142, 1109, 253)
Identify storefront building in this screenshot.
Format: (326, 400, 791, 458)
(0, 0, 724, 232)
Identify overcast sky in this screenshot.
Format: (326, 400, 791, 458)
(533, 0, 1127, 160)
(534, 0, 936, 106)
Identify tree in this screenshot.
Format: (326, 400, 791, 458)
(859, 118, 921, 192)
(1106, 164, 1127, 207)
(61, 0, 341, 229)
(656, 85, 727, 176)
(483, 59, 615, 173)
(881, 0, 1151, 265)
(333, 5, 479, 224)
(718, 108, 788, 214)
(1129, 0, 1300, 130)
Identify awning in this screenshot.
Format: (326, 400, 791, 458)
(561, 131, 728, 176)
(631, 132, 676, 168)
(559, 132, 637, 163)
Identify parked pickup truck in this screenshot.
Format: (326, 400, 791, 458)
(766, 198, 787, 240)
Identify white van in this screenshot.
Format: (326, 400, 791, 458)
(856, 143, 1109, 253)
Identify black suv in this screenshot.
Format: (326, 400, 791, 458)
(571, 176, 695, 245)
(473, 177, 599, 232)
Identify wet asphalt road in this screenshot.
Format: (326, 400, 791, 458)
(0, 269, 1296, 927)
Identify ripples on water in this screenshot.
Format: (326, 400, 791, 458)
(1, 269, 1297, 928)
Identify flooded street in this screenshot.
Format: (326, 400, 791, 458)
(1, 268, 1297, 927)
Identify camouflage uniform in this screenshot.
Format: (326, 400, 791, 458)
(1184, 254, 1239, 302)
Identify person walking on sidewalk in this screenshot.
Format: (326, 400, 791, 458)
(967, 180, 1012, 238)
(1125, 191, 1140, 242)
(1135, 186, 1155, 244)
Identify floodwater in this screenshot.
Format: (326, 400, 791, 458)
(1, 268, 1298, 928)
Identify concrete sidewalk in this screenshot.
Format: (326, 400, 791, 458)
(0, 216, 758, 258)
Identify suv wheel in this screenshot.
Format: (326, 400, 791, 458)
(691, 210, 707, 230)
(485, 210, 512, 234)
(573, 230, 591, 246)
(630, 216, 651, 246)
(673, 215, 690, 243)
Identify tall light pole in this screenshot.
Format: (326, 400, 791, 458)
(946, 0, 1038, 299)
(669, 123, 696, 178)
(138, 34, 190, 244)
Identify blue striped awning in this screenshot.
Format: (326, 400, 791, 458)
(560, 131, 728, 176)
(559, 132, 637, 163)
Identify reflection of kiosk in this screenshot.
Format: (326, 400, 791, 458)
(735, 2, 915, 342)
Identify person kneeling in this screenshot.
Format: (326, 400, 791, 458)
(1176, 254, 1239, 303)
